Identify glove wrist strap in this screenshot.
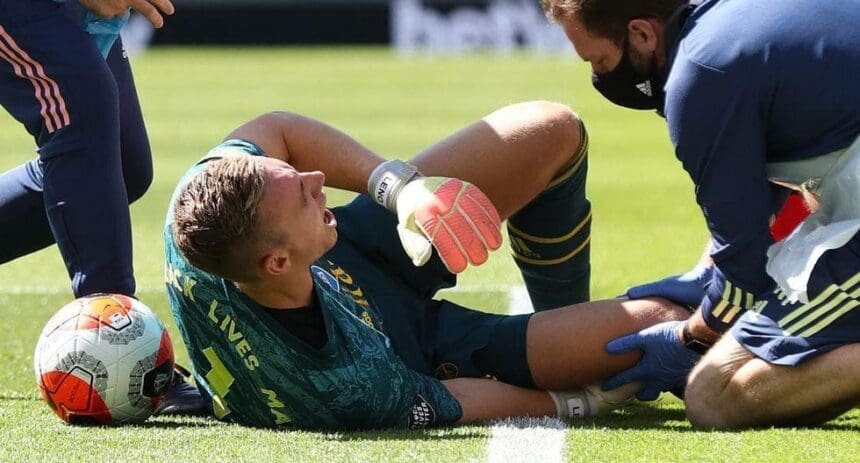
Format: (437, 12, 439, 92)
(367, 160, 421, 212)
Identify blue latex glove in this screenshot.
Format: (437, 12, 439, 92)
(52, 1, 130, 58)
(84, 11, 130, 58)
(602, 320, 701, 401)
(625, 263, 713, 308)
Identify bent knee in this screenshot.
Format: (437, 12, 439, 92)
(497, 100, 582, 161)
(684, 361, 733, 428)
(531, 101, 583, 181)
(524, 100, 580, 128)
(685, 338, 757, 429)
(526, 100, 582, 157)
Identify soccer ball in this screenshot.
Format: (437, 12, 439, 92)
(34, 294, 175, 425)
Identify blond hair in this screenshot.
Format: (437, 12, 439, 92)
(171, 156, 269, 282)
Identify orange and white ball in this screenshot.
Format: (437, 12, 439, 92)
(34, 294, 174, 424)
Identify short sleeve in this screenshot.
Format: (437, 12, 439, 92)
(200, 139, 267, 162)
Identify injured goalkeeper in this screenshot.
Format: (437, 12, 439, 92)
(163, 101, 689, 429)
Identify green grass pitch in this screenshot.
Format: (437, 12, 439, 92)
(0, 47, 857, 462)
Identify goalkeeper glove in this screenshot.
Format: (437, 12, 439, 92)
(368, 160, 502, 273)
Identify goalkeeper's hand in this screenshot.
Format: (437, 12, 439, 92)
(368, 161, 502, 273)
(396, 176, 503, 273)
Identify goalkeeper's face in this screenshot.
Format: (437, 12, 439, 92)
(257, 158, 338, 266)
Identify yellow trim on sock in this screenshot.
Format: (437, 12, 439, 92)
(511, 236, 591, 265)
(507, 211, 591, 244)
(546, 122, 589, 190)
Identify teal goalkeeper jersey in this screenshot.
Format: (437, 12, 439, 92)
(163, 141, 462, 429)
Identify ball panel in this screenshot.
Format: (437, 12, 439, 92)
(78, 294, 134, 329)
(34, 294, 175, 425)
(38, 369, 112, 424)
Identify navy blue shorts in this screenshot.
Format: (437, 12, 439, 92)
(331, 195, 535, 387)
(731, 232, 860, 365)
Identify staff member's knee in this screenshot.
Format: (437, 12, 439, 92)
(685, 336, 756, 429)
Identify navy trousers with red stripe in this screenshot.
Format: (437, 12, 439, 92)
(0, 0, 151, 297)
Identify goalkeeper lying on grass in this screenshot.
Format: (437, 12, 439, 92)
(163, 101, 689, 429)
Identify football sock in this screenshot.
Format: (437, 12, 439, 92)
(508, 121, 590, 311)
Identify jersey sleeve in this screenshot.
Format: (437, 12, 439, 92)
(665, 51, 776, 332)
(199, 138, 267, 162)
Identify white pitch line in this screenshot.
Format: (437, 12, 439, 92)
(485, 286, 564, 463)
(486, 417, 566, 463)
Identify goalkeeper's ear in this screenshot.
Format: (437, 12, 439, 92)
(261, 252, 292, 276)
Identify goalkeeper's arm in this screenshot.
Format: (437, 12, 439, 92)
(225, 111, 388, 194)
(225, 111, 502, 273)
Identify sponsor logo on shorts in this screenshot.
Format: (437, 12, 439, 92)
(433, 362, 459, 380)
(361, 311, 375, 328)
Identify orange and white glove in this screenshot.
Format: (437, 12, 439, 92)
(368, 160, 502, 273)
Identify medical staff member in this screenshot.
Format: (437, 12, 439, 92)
(542, 0, 860, 428)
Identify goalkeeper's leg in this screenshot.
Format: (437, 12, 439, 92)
(508, 120, 590, 310)
(409, 101, 585, 220)
(406, 101, 590, 307)
(526, 297, 690, 389)
(443, 377, 640, 422)
(434, 297, 688, 422)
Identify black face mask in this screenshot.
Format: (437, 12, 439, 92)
(591, 3, 695, 115)
(591, 42, 664, 112)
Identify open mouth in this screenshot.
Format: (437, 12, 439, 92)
(323, 209, 336, 226)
